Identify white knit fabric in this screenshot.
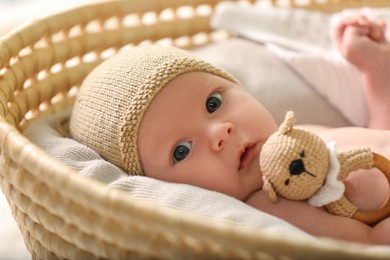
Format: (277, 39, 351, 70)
(268, 45, 367, 127)
(212, 3, 390, 127)
(192, 38, 351, 127)
(308, 142, 345, 207)
(211, 3, 332, 53)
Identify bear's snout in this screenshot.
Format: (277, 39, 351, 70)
(289, 159, 305, 175)
(288, 159, 316, 179)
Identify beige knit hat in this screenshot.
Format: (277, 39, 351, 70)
(70, 45, 238, 175)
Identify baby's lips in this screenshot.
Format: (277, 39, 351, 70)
(238, 143, 258, 172)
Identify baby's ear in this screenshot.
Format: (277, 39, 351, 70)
(278, 111, 296, 135)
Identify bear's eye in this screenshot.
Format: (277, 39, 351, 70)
(300, 151, 305, 157)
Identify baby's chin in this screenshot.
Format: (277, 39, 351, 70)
(241, 186, 262, 202)
(244, 165, 263, 189)
(239, 179, 263, 202)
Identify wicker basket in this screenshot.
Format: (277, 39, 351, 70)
(1, 0, 390, 259)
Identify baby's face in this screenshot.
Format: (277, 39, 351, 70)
(138, 72, 277, 200)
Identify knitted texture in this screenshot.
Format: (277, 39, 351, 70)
(261, 128, 329, 200)
(260, 112, 390, 224)
(70, 46, 238, 175)
(338, 147, 374, 180)
(326, 147, 374, 217)
(260, 112, 329, 201)
(326, 196, 358, 218)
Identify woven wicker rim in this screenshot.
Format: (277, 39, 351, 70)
(1, 0, 390, 259)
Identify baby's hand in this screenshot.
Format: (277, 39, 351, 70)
(333, 15, 386, 45)
(332, 15, 387, 70)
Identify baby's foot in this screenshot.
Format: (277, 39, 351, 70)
(333, 15, 390, 129)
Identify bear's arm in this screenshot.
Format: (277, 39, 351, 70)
(298, 125, 390, 210)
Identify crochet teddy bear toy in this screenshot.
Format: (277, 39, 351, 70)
(260, 111, 390, 225)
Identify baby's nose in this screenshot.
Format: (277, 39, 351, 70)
(208, 122, 234, 151)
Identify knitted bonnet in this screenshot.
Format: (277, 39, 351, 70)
(70, 45, 238, 175)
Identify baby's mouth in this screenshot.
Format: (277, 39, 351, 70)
(238, 143, 257, 172)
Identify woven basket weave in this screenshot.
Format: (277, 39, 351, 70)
(1, 0, 390, 259)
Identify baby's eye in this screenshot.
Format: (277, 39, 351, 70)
(206, 93, 222, 113)
(173, 141, 192, 163)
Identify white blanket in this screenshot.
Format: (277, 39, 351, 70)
(212, 4, 390, 127)
(24, 108, 313, 240)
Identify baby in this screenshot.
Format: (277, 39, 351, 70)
(70, 16, 390, 244)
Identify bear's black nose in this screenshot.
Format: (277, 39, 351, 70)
(289, 159, 305, 175)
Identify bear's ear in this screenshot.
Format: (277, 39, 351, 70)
(277, 111, 296, 135)
(262, 176, 278, 203)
